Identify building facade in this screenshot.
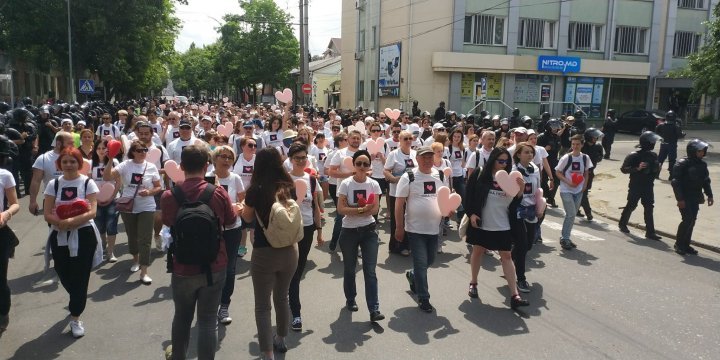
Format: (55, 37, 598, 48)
(341, 0, 719, 120)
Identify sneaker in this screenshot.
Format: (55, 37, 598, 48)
(686, 246, 699, 255)
(405, 271, 416, 294)
(585, 214, 594, 221)
(130, 263, 140, 273)
(619, 224, 630, 233)
(570, 240, 577, 248)
(418, 299, 434, 313)
(218, 305, 232, 325)
(517, 280, 531, 293)
(645, 233, 662, 241)
(484, 249, 494, 257)
(510, 295, 530, 310)
(164, 345, 173, 360)
(0, 313, 8, 335)
(273, 335, 288, 353)
(108, 253, 118, 263)
(400, 249, 410, 256)
(140, 275, 152, 285)
(468, 283, 478, 298)
(560, 239, 573, 250)
(346, 300, 359, 312)
(237, 245, 247, 258)
(370, 310, 385, 322)
(437, 245, 444, 254)
(69, 320, 85, 338)
(576, 211, 585, 218)
(291, 317, 302, 331)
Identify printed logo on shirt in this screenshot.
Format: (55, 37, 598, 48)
(96, 167, 105, 178)
(454, 151, 462, 159)
(524, 183, 533, 194)
(390, 146, 398, 151)
(153, 127, 158, 133)
(318, 153, 326, 161)
(242, 166, 253, 174)
(423, 181, 436, 195)
(404, 159, 415, 168)
(130, 173, 143, 185)
(353, 189, 367, 205)
(221, 184, 229, 192)
(270, 134, 277, 141)
(571, 161, 581, 171)
(103, 130, 110, 136)
(173, 132, 180, 138)
(60, 187, 78, 201)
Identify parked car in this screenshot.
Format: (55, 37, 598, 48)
(616, 109, 684, 135)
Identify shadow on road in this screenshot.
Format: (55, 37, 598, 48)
(8, 318, 75, 360)
(316, 252, 344, 279)
(387, 306, 459, 344)
(458, 299, 529, 336)
(322, 309, 378, 352)
(559, 248, 598, 266)
(681, 253, 720, 273)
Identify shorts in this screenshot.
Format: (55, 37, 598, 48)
(241, 218, 256, 230)
(95, 200, 120, 236)
(319, 175, 329, 183)
(371, 177, 389, 195)
(154, 193, 163, 211)
(465, 228, 512, 251)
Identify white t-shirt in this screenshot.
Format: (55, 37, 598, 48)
(0, 169, 16, 210)
(164, 125, 181, 144)
(360, 138, 389, 179)
(514, 162, 541, 223)
(91, 158, 120, 189)
(232, 154, 255, 190)
(215, 172, 245, 230)
(555, 153, 594, 194)
(32, 151, 63, 186)
(396, 169, 444, 235)
(96, 124, 120, 139)
(309, 145, 329, 177)
(533, 145, 549, 171)
(384, 148, 417, 196)
(44, 175, 99, 230)
(328, 148, 357, 183)
(291, 173, 319, 226)
(263, 130, 283, 149)
(167, 137, 196, 163)
(465, 147, 493, 171)
(386, 138, 399, 152)
(114, 160, 161, 213)
(445, 144, 465, 177)
(432, 159, 451, 187)
(337, 176, 381, 228)
(481, 176, 514, 231)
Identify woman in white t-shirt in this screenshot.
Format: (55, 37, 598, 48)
(263, 115, 286, 149)
(446, 128, 467, 222)
(91, 139, 121, 262)
(309, 133, 330, 199)
(383, 131, 416, 255)
(43, 147, 103, 338)
(511, 143, 542, 294)
(210, 146, 245, 324)
(0, 145, 20, 334)
(464, 147, 529, 310)
(104, 140, 162, 284)
(337, 150, 384, 322)
(287, 143, 323, 330)
(232, 136, 257, 257)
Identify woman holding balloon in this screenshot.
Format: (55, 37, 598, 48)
(511, 142, 542, 294)
(43, 147, 103, 338)
(91, 139, 122, 262)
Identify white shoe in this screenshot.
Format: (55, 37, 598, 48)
(130, 264, 140, 273)
(108, 253, 118, 263)
(69, 320, 85, 338)
(154, 236, 163, 251)
(140, 275, 152, 285)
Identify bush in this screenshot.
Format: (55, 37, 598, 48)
(700, 114, 714, 124)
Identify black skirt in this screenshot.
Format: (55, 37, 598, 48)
(466, 227, 513, 251)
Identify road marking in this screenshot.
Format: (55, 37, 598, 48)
(541, 220, 606, 242)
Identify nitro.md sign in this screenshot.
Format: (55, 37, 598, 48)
(537, 56, 581, 74)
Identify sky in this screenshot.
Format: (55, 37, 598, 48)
(174, 0, 342, 56)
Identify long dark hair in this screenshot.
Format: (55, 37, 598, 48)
(478, 147, 512, 184)
(247, 147, 294, 225)
(464, 147, 512, 215)
(91, 138, 123, 167)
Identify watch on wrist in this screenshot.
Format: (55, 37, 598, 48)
(358, 207, 364, 214)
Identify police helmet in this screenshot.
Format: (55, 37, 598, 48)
(639, 131, 662, 149)
(21, 97, 33, 107)
(521, 115, 533, 129)
(540, 112, 551, 121)
(686, 138, 710, 157)
(0, 102, 9, 114)
(666, 110, 677, 123)
(584, 127, 603, 141)
(512, 108, 520, 117)
(545, 119, 563, 133)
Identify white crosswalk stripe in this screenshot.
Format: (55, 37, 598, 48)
(541, 220, 606, 242)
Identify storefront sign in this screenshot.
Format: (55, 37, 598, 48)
(537, 56, 581, 74)
(378, 42, 401, 97)
(461, 73, 474, 97)
(486, 73, 502, 99)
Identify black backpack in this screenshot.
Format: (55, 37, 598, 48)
(169, 184, 221, 285)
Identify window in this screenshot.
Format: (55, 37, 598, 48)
(357, 80, 364, 102)
(371, 26, 377, 49)
(518, 18, 557, 49)
(673, 31, 701, 57)
(568, 22, 604, 51)
(358, 30, 365, 51)
(678, 0, 705, 9)
(464, 14, 506, 45)
(614, 26, 649, 54)
(370, 80, 375, 101)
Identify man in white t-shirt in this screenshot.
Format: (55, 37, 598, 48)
(326, 130, 362, 251)
(466, 130, 495, 178)
(29, 132, 75, 215)
(95, 112, 121, 140)
(395, 146, 447, 313)
(167, 120, 196, 163)
(135, 121, 171, 250)
(555, 134, 593, 250)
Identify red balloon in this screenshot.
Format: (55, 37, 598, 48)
(367, 193, 375, 204)
(571, 173, 584, 186)
(56, 200, 90, 220)
(107, 140, 122, 159)
(304, 167, 317, 177)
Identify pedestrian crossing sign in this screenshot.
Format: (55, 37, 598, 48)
(79, 79, 95, 94)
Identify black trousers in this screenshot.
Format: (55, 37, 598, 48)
(619, 186, 656, 234)
(289, 225, 316, 318)
(512, 219, 536, 282)
(387, 194, 408, 253)
(542, 167, 559, 204)
(676, 201, 700, 250)
(580, 171, 595, 216)
(50, 227, 97, 317)
(0, 237, 10, 316)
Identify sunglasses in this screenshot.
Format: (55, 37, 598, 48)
(134, 148, 149, 153)
(496, 159, 508, 164)
(354, 161, 371, 168)
(401, 137, 413, 141)
(246, 143, 257, 148)
(392, 130, 401, 135)
(371, 129, 382, 133)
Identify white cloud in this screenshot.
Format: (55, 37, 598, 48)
(174, 0, 341, 55)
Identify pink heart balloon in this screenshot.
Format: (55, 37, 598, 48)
(222, 97, 229, 103)
(342, 156, 353, 172)
(96, 183, 116, 203)
(274, 88, 293, 104)
(217, 124, 233, 137)
(366, 138, 385, 155)
(159, 104, 166, 110)
(495, 170, 520, 196)
(80, 159, 92, 176)
(164, 160, 185, 183)
(294, 178, 308, 200)
(442, 168, 452, 181)
(384, 108, 401, 120)
(437, 186, 462, 216)
(535, 188, 547, 217)
(146, 147, 161, 164)
(571, 173, 584, 186)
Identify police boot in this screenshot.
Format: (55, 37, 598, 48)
(643, 210, 661, 240)
(618, 208, 632, 233)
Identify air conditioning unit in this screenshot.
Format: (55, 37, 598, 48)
(354, 51, 364, 60)
(355, 0, 365, 9)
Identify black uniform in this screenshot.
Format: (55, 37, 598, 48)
(671, 151, 712, 254)
(579, 141, 603, 219)
(618, 148, 660, 237)
(601, 115, 618, 159)
(656, 120, 682, 178)
(537, 131, 561, 206)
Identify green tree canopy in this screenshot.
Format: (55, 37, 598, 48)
(675, 3, 720, 98)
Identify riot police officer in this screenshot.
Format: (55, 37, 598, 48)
(655, 110, 682, 180)
(618, 132, 662, 240)
(7, 108, 37, 197)
(36, 105, 59, 154)
(572, 110, 588, 134)
(536, 112, 551, 133)
(509, 108, 521, 128)
(601, 109, 618, 159)
(671, 139, 713, 255)
(537, 119, 563, 208)
(521, 115, 533, 130)
(578, 128, 604, 220)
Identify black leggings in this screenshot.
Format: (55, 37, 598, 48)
(512, 219, 536, 282)
(0, 238, 10, 316)
(50, 227, 97, 317)
(289, 225, 316, 318)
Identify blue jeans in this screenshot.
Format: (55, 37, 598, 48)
(94, 200, 119, 236)
(560, 192, 583, 241)
(339, 226, 380, 312)
(406, 232, 438, 301)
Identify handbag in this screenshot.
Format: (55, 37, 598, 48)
(0, 225, 20, 259)
(116, 163, 147, 213)
(255, 197, 303, 248)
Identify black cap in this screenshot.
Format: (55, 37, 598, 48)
(179, 119, 192, 128)
(243, 120, 254, 128)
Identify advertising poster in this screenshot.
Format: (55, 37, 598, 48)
(486, 73, 502, 99)
(378, 43, 401, 97)
(541, 84, 552, 102)
(592, 78, 604, 105)
(575, 84, 593, 104)
(565, 83, 576, 102)
(461, 73, 474, 97)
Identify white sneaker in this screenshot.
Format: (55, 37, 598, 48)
(218, 305, 232, 325)
(130, 264, 140, 273)
(108, 253, 118, 263)
(69, 320, 85, 338)
(140, 275, 152, 285)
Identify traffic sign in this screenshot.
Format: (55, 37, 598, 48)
(302, 83, 312, 95)
(79, 79, 95, 94)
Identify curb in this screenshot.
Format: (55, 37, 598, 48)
(592, 208, 720, 254)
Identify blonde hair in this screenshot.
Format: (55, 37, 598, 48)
(430, 142, 445, 153)
(212, 145, 236, 164)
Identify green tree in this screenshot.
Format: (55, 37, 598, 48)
(675, 3, 720, 98)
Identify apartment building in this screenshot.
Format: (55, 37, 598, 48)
(341, 0, 718, 119)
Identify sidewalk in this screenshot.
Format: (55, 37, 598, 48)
(588, 152, 720, 253)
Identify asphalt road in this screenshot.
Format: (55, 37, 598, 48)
(1, 189, 719, 360)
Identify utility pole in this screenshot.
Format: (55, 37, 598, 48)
(302, 0, 310, 106)
(67, 0, 76, 103)
(298, 0, 310, 105)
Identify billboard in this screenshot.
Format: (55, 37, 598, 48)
(378, 42, 401, 97)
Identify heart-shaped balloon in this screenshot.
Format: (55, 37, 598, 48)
(347, 125, 357, 133)
(495, 170, 523, 196)
(354, 121, 366, 131)
(224, 102, 233, 107)
(274, 88, 293, 104)
(571, 173, 584, 186)
(366, 138, 385, 155)
(535, 188, 547, 217)
(159, 104, 166, 110)
(222, 97, 229, 103)
(358, 192, 373, 207)
(294, 178, 307, 200)
(97, 183, 116, 203)
(164, 160, 185, 184)
(442, 168, 452, 181)
(437, 186, 462, 216)
(304, 167, 317, 177)
(107, 140, 122, 159)
(217, 124, 233, 137)
(146, 147, 161, 164)
(366, 193, 375, 205)
(120, 135, 132, 154)
(342, 156, 353, 172)
(56, 199, 90, 220)
(385, 108, 401, 120)
(80, 159, 91, 176)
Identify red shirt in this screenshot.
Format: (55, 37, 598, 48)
(160, 177, 237, 276)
